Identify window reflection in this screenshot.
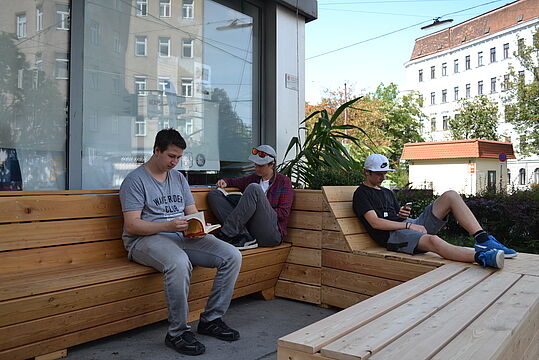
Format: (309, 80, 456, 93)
(0, 0, 69, 190)
(82, 0, 258, 189)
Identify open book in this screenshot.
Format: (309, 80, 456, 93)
(217, 187, 243, 206)
(182, 211, 221, 238)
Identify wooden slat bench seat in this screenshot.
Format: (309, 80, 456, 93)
(278, 186, 539, 360)
(278, 263, 539, 360)
(0, 189, 291, 360)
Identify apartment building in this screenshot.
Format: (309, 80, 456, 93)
(404, 0, 539, 190)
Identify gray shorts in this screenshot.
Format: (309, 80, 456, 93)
(387, 204, 447, 254)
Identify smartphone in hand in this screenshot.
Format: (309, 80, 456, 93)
(405, 202, 413, 210)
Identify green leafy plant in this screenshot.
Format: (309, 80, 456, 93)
(308, 168, 365, 190)
(278, 97, 376, 188)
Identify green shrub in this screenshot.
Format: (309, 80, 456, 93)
(308, 168, 365, 190)
(396, 188, 539, 254)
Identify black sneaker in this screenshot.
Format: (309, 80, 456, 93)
(197, 318, 240, 341)
(215, 231, 256, 250)
(165, 331, 205, 356)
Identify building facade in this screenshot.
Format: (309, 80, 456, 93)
(404, 0, 539, 191)
(402, 140, 516, 195)
(0, 0, 317, 191)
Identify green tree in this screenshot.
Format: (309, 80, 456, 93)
(449, 95, 499, 140)
(504, 29, 539, 155)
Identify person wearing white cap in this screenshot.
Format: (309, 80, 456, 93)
(208, 145, 294, 250)
(352, 154, 516, 269)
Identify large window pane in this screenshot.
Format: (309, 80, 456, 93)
(0, 1, 69, 191)
(82, 0, 259, 189)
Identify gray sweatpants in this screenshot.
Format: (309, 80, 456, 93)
(207, 183, 281, 247)
(128, 232, 242, 337)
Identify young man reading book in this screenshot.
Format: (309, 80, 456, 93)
(208, 145, 294, 250)
(352, 154, 517, 269)
(119, 129, 242, 356)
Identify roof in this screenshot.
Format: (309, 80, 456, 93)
(410, 0, 538, 61)
(401, 139, 516, 160)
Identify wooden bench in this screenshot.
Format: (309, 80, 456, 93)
(0, 189, 291, 360)
(277, 186, 539, 359)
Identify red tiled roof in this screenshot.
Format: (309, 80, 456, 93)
(410, 0, 538, 60)
(401, 139, 516, 160)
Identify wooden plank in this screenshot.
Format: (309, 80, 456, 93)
(0, 190, 118, 197)
(278, 347, 334, 360)
(1, 265, 284, 351)
(35, 349, 67, 360)
(359, 248, 448, 267)
(287, 247, 321, 268)
(322, 268, 401, 297)
(321, 286, 369, 309)
(0, 217, 123, 251)
(292, 190, 326, 211)
(277, 263, 467, 354)
(1, 278, 278, 360)
(322, 212, 339, 231)
(322, 231, 352, 252)
(288, 211, 324, 230)
(0, 247, 288, 326)
(502, 252, 539, 277)
(322, 186, 358, 203)
(370, 271, 521, 360)
(432, 274, 539, 360)
(0, 194, 122, 223)
(275, 280, 320, 304)
(0, 240, 127, 275)
(337, 218, 366, 235)
(522, 330, 539, 360)
(320, 267, 494, 360)
(322, 250, 435, 282)
(328, 201, 355, 218)
(286, 228, 322, 249)
(346, 233, 377, 252)
(280, 263, 321, 286)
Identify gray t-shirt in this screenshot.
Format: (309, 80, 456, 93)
(119, 165, 195, 250)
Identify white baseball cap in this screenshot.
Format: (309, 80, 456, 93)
(364, 154, 395, 172)
(248, 145, 276, 165)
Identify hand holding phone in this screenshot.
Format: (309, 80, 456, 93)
(405, 202, 413, 210)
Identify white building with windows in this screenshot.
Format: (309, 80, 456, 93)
(404, 0, 539, 190)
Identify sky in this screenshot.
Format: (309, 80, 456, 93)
(305, 0, 517, 104)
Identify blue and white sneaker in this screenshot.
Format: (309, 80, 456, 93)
(476, 249, 504, 269)
(475, 235, 517, 258)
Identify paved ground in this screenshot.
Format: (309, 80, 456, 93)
(66, 296, 338, 360)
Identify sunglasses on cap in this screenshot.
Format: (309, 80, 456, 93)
(251, 148, 275, 159)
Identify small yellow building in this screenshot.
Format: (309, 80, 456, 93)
(401, 139, 516, 195)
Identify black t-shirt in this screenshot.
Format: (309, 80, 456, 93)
(352, 184, 404, 247)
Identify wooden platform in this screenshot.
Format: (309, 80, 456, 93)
(278, 262, 539, 360)
(278, 186, 539, 360)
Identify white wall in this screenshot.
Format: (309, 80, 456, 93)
(409, 159, 472, 195)
(275, 5, 305, 164)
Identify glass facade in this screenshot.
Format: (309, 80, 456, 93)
(1, 0, 262, 190)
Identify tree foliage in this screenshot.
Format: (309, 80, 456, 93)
(303, 83, 425, 188)
(504, 29, 539, 155)
(449, 95, 499, 140)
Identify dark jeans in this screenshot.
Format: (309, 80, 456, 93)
(207, 183, 281, 247)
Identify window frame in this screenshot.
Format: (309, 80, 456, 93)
(16, 13, 27, 39)
(136, 0, 148, 16)
(477, 51, 483, 67)
(490, 47, 496, 63)
(490, 77, 496, 93)
(56, 5, 70, 30)
(135, 36, 147, 56)
(160, 0, 172, 18)
(465, 55, 471, 70)
(36, 7, 44, 32)
(503, 43, 509, 59)
(181, 78, 194, 97)
(430, 66, 435, 79)
(478, 80, 483, 95)
(159, 37, 170, 57)
(183, 0, 194, 19)
(441, 89, 447, 103)
(454, 59, 459, 73)
(182, 39, 194, 58)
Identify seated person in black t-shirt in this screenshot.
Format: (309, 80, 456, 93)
(352, 154, 517, 269)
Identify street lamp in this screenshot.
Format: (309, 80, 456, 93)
(421, 17, 453, 30)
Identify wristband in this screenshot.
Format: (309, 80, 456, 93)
(406, 222, 411, 229)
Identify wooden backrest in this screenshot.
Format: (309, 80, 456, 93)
(0, 186, 316, 275)
(322, 186, 379, 252)
(0, 188, 218, 275)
